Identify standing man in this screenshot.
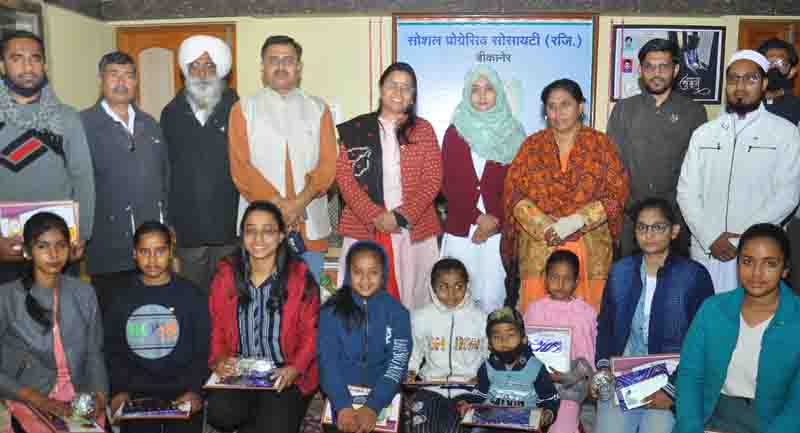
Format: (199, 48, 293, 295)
(82, 51, 169, 313)
(161, 35, 239, 293)
(677, 50, 800, 293)
(228, 35, 336, 281)
(0, 30, 94, 284)
(758, 37, 800, 126)
(607, 38, 708, 257)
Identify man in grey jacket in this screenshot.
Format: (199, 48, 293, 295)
(0, 30, 95, 284)
(607, 38, 708, 257)
(82, 51, 169, 313)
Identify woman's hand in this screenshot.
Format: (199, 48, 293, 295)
(213, 356, 238, 378)
(354, 406, 378, 433)
(646, 390, 673, 410)
(94, 392, 107, 422)
(455, 400, 471, 418)
(540, 409, 555, 428)
(544, 227, 563, 247)
(271, 366, 300, 392)
(472, 214, 499, 244)
(374, 211, 400, 233)
(109, 392, 130, 421)
(336, 407, 358, 432)
(175, 391, 203, 414)
(19, 386, 71, 418)
(405, 370, 417, 383)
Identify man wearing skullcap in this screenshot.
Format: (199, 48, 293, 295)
(161, 35, 239, 292)
(227, 35, 336, 282)
(678, 49, 800, 293)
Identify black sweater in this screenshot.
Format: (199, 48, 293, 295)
(161, 88, 239, 247)
(103, 275, 210, 398)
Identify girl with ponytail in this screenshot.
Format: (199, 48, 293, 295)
(0, 212, 107, 432)
(206, 200, 320, 433)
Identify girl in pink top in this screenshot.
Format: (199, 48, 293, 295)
(525, 250, 597, 433)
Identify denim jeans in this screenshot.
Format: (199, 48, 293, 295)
(594, 399, 675, 433)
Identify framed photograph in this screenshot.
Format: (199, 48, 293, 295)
(114, 398, 192, 421)
(525, 325, 572, 373)
(610, 25, 726, 104)
(322, 386, 402, 433)
(462, 405, 543, 432)
(0, 1, 43, 38)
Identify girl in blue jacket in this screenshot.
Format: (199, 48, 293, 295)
(675, 223, 800, 433)
(318, 241, 412, 433)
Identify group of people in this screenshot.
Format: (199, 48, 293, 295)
(0, 23, 799, 433)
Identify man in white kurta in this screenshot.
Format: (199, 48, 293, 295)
(677, 49, 800, 293)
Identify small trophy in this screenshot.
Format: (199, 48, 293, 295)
(591, 370, 615, 401)
(71, 393, 96, 419)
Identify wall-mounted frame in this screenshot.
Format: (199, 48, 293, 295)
(0, 0, 43, 39)
(394, 14, 597, 141)
(611, 25, 725, 104)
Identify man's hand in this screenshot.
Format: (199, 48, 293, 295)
(472, 214, 499, 244)
(0, 236, 24, 262)
(373, 211, 400, 234)
(354, 406, 378, 433)
(175, 391, 203, 414)
(646, 390, 673, 410)
(455, 400, 471, 417)
(710, 232, 739, 262)
(271, 366, 300, 392)
(336, 407, 358, 433)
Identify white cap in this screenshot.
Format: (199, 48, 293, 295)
(727, 49, 770, 73)
(178, 35, 232, 79)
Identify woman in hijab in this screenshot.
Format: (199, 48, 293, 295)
(440, 65, 526, 313)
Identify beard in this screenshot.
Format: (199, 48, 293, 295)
(185, 75, 224, 111)
(3, 71, 47, 98)
(766, 68, 792, 92)
(726, 97, 761, 116)
(643, 76, 674, 95)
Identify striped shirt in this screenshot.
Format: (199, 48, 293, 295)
(237, 273, 284, 365)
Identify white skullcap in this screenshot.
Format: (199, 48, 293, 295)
(727, 49, 770, 73)
(178, 35, 232, 79)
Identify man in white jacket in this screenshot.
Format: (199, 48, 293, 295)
(677, 49, 800, 293)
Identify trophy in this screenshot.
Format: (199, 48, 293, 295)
(591, 370, 615, 401)
(71, 393, 96, 419)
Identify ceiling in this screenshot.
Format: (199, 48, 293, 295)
(44, 0, 800, 21)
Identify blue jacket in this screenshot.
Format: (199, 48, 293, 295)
(318, 289, 412, 415)
(597, 254, 714, 366)
(674, 283, 800, 433)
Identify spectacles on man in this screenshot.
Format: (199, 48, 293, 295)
(641, 62, 674, 73)
(635, 222, 671, 234)
(768, 58, 791, 74)
(725, 73, 762, 86)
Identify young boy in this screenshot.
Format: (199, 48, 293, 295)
(459, 307, 560, 431)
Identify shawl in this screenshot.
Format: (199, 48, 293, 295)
(0, 81, 64, 135)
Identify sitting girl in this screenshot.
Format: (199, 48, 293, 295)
(406, 258, 488, 433)
(318, 241, 412, 433)
(0, 212, 106, 432)
(525, 250, 596, 433)
(104, 221, 209, 433)
(675, 223, 800, 433)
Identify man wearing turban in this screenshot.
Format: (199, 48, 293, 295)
(161, 35, 240, 292)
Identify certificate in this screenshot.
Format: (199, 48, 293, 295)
(28, 405, 103, 433)
(611, 353, 680, 375)
(526, 325, 572, 373)
(462, 405, 543, 432)
(403, 376, 475, 390)
(0, 200, 79, 242)
(113, 398, 192, 421)
(610, 353, 680, 411)
(322, 385, 402, 433)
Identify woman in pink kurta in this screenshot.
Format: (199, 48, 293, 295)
(524, 250, 597, 433)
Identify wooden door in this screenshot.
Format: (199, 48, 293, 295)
(116, 24, 237, 118)
(738, 20, 800, 97)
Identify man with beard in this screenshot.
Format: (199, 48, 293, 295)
(228, 35, 336, 282)
(758, 38, 800, 126)
(0, 30, 94, 284)
(677, 50, 800, 293)
(608, 38, 707, 257)
(160, 35, 239, 292)
(81, 51, 169, 313)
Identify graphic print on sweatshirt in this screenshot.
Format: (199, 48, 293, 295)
(126, 304, 180, 359)
(0, 129, 65, 172)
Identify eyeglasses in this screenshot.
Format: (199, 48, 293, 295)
(726, 73, 762, 86)
(769, 58, 791, 74)
(641, 62, 674, 73)
(635, 222, 671, 234)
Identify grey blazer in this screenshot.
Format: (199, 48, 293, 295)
(0, 275, 108, 400)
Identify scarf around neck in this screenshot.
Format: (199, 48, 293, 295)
(451, 65, 526, 164)
(0, 80, 64, 135)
